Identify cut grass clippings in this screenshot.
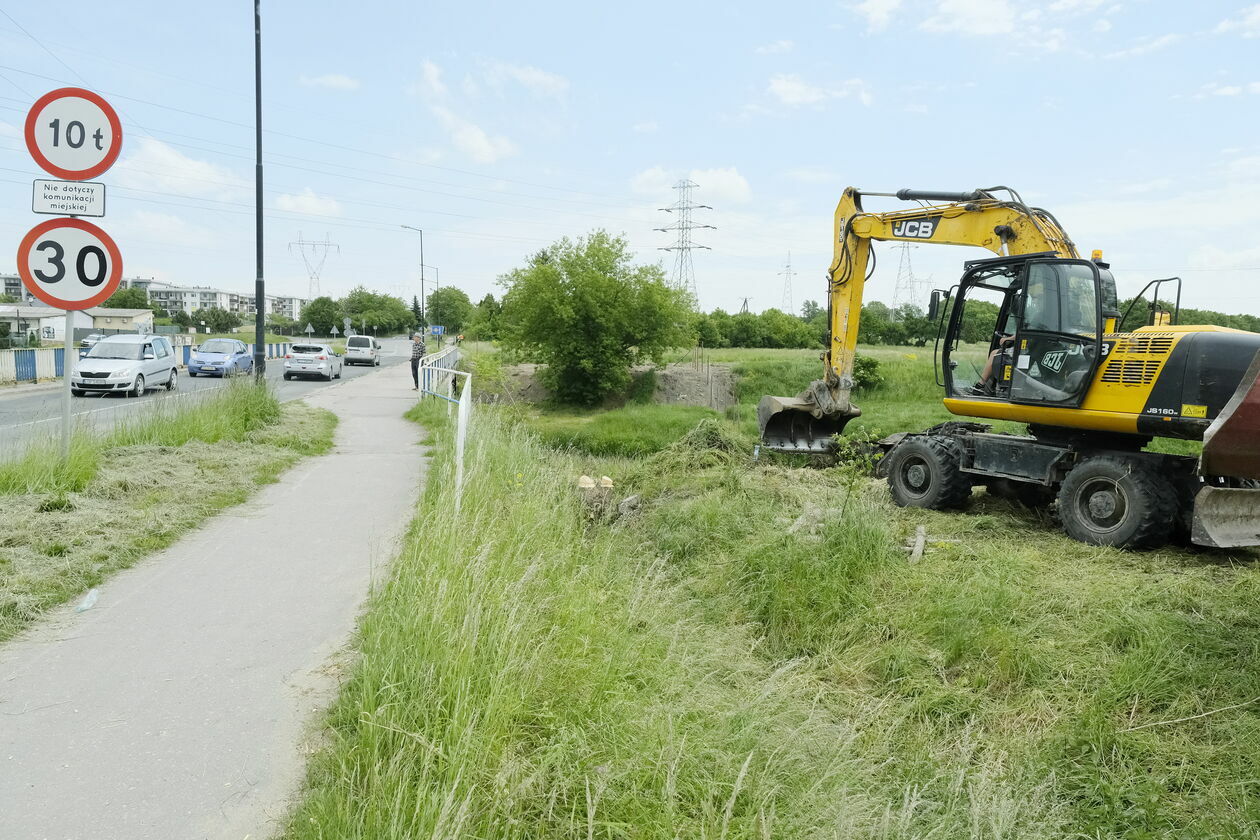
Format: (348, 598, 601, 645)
(0, 385, 336, 642)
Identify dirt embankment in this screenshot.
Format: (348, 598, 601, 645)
(482, 362, 737, 410)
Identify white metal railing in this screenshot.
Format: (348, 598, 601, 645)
(417, 346, 472, 515)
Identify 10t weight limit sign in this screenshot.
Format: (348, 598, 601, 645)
(24, 87, 122, 181)
(17, 218, 122, 310)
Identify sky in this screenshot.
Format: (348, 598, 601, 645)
(0, 0, 1258, 315)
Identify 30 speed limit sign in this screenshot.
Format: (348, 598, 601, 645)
(17, 218, 122, 310)
(24, 87, 123, 181)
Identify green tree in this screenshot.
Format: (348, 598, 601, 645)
(191, 307, 241, 333)
(341, 286, 414, 334)
(411, 295, 426, 330)
(0, 292, 17, 304)
(266, 313, 297, 335)
(298, 297, 343, 335)
(467, 293, 502, 340)
(500, 230, 692, 405)
(694, 313, 723, 348)
(426, 287, 475, 333)
(800, 299, 823, 321)
(103, 286, 165, 317)
(171, 310, 193, 329)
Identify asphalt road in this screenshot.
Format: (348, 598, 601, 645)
(0, 339, 414, 456)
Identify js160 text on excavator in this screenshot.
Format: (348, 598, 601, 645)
(759, 186, 1260, 550)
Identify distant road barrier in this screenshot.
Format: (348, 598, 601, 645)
(1, 343, 294, 386)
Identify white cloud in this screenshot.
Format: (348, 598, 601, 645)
(1092, 18, 1112, 32)
(629, 166, 751, 204)
(430, 105, 516, 164)
(852, 0, 902, 32)
(1215, 4, 1260, 37)
(767, 73, 872, 107)
(921, 0, 1016, 36)
(115, 137, 246, 200)
(690, 167, 752, 204)
(299, 73, 360, 91)
(483, 61, 569, 99)
(1047, 0, 1105, 12)
(1104, 33, 1180, 59)
(276, 188, 341, 217)
(1194, 81, 1260, 99)
(418, 59, 447, 98)
(115, 211, 218, 251)
(630, 166, 673, 196)
(1227, 156, 1260, 179)
(755, 39, 795, 54)
(632, 120, 659, 133)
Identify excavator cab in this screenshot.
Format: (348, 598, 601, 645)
(941, 254, 1113, 410)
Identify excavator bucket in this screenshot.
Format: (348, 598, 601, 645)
(1191, 487, 1260, 548)
(758, 387, 862, 453)
(1192, 350, 1260, 547)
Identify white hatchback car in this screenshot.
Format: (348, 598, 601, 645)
(72, 334, 179, 397)
(344, 335, 381, 366)
(282, 343, 343, 381)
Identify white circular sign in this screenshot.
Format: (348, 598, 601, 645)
(17, 218, 122, 310)
(24, 88, 123, 181)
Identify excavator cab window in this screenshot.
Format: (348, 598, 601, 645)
(1008, 260, 1103, 407)
(941, 263, 1022, 399)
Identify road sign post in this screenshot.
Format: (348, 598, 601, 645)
(19, 87, 122, 458)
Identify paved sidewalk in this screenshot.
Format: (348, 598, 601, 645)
(0, 368, 426, 839)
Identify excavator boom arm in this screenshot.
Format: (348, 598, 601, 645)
(760, 185, 1078, 452)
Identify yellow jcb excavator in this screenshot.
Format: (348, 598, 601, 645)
(759, 186, 1260, 550)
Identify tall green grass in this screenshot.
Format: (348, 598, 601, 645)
(0, 382, 287, 496)
(528, 403, 718, 457)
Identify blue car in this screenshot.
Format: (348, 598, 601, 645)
(187, 338, 253, 377)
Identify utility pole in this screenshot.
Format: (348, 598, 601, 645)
(288, 232, 339, 300)
(655, 178, 714, 306)
(401, 225, 426, 324)
(779, 251, 796, 314)
(253, 0, 264, 381)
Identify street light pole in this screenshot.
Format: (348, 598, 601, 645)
(400, 225, 425, 325)
(252, 0, 265, 381)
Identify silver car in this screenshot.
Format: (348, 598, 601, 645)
(72, 334, 179, 397)
(282, 343, 343, 381)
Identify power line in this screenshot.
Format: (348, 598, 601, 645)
(655, 179, 714, 304)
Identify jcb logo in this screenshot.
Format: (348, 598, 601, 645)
(892, 218, 937, 239)
(1042, 351, 1066, 372)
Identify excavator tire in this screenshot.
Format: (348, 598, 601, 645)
(1057, 455, 1176, 549)
(886, 435, 972, 510)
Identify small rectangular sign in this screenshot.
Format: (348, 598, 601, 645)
(430, 325, 445, 335)
(32, 179, 106, 217)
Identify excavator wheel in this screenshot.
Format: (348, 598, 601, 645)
(1057, 455, 1176, 549)
(885, 435, 972, 510)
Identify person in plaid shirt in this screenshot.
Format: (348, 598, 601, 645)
(410, 333, 424, 391)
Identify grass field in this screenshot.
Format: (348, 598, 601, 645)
(284, 347, 1258, 839)
(0, 384, 336, 642)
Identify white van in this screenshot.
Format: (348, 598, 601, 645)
(344, 335, 381, 366)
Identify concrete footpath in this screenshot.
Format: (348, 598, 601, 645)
(0, 363, 425, 839)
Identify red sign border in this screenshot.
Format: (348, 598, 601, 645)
(17, 217, 123, 311)
(24, 87, 123, 181)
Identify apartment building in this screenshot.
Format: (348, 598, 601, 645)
(5, 274, 309, 320)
